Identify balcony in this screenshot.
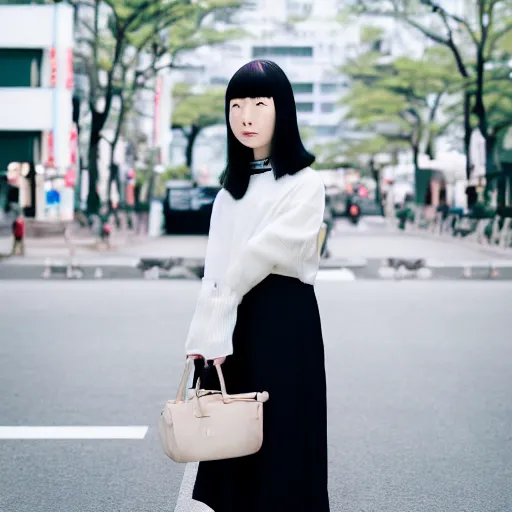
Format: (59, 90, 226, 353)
(0, 5, 73, 49)
(0, 88, 53, 131)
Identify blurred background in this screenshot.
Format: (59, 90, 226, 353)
(1, 1, 512, 511)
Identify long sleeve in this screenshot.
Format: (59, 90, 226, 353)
(184, 190, 239, 360)
(184, 173, 326, 360)
(223, 177, 325, 299)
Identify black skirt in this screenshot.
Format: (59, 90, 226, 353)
(192, 274, 330, 512)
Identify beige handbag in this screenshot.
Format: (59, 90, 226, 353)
(158, 358, 270, 463)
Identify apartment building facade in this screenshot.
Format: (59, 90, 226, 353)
(0, 3, 75, 219)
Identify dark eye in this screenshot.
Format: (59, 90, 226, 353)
(231, 103, 240, 108)
(256, 101, 266, 106)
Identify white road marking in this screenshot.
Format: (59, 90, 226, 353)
(316, 269, 356, 281)
(174, 462, 214, 512)
(0, 426, 149, 439)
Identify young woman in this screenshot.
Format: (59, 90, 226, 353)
(182, 59, 330, 512)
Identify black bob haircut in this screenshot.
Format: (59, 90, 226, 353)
(219, 59, 315, 200)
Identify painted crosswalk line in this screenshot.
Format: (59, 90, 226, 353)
(0, 426, 149, 439)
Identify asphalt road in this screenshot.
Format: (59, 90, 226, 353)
(1, 280, 511, 512)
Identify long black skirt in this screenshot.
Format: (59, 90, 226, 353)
(192, 274, 330, 512)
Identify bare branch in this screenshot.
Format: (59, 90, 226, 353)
(420, 0, 479, 45)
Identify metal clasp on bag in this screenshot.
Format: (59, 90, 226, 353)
(193, 377, 211, 418)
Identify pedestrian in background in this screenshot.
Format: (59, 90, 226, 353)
(11, 212, 25, 256)
(182, 59, 330, 512)
(321, 192, 334, 258)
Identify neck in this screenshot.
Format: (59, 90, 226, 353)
(253, 148, 270, 160)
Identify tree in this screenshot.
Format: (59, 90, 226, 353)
(171, 83, 226, 171)
(339, 31, 461, 171)
(347, 0, 512, 178)
(102, 6, 244, 204)
(73, 0, 242, 214)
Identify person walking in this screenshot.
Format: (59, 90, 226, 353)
(181, 59, 330, 512)
(11, 212, 25, 256)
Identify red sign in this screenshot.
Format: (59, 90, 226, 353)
(70, 124, 78, 165)
(64, 169, 76, 188)
(358, 185, 368, 198)
(66, 48, 74, 90)
(50, 47, 57, 87)
(126, 182, 135, 206)
(46, 131, 55, 168)
(153, 76, 162, 147)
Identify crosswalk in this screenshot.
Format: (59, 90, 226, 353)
(0, 426, 148, 439)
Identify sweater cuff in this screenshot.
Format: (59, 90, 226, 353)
(185, 280, 240, 360)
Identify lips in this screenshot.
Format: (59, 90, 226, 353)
(242, 131, 258, 136)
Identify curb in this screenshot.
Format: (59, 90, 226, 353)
(397, 227, 512, 259)
(2, 256, 512, 281)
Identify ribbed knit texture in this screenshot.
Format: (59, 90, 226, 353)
(185, 167, 325, 359)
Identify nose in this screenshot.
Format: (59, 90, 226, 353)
(242, 105, 253, 127)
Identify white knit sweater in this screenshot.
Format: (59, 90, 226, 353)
(184, 166, 325, 360)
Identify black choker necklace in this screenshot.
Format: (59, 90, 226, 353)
(249, 158, 272, 175)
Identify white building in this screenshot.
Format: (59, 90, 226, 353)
(0, 3, 75, 219)
(169, 0, 353, 180)
(168, 0, 418, 183)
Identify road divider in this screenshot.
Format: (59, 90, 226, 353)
(2, 256, 512, 280)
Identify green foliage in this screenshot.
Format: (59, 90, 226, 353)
(339, 34, 461, 164)
(172, 84, 225, 129)
(345, 0, 512, 141)
(299, 125, 315, 146)
(161, 164, 192, 181)
(76, 0, 244, 212)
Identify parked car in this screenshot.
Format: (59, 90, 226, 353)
(163, 180, 221, 235)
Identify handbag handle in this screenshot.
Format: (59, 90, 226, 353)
(175, 358, 269, 404)
(175, 357, 195, 402)
(175, 358, 228, 402)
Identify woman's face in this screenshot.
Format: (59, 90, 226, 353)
(229, 97, 276, 160)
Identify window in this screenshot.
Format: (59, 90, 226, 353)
(210, 77, 229, 86)
(0, 49, 42, 87)
(321, 103, 336, 113)
(0, 131, 41, 170)
(252, 46, 313, 58)
(291, 83, 313, 94)
(315, 126, 338, 137)
(296, 102, 314, 113)
(320, 83, 338, 94)
(244, 0, 259, 9)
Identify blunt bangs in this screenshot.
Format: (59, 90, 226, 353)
(225, 60, 276, 102)
(220, 60, 315, 200)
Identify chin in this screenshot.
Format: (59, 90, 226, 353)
(236, 138, 261, 149)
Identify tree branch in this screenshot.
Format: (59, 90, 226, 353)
(420, 0, 479, 46)
(485, 23, 512, 58)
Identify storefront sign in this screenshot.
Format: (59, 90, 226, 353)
(64, 169, 76, 188)
(46, 131, 55, 168)
(70, 124, 78, 166)
(153, 77, 162, 148)
(50, 47, 57, 87)
(66, 48, 74, 90)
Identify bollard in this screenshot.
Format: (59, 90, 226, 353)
(94, 267, 103, 279)
(378, 266, 396, 280)
(416, 267, 433, 279)
(144, 266, 160, 280)
(462, 266, 472, 279)
(42, 259, 52, 279)
(489, 264, 499, 279)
